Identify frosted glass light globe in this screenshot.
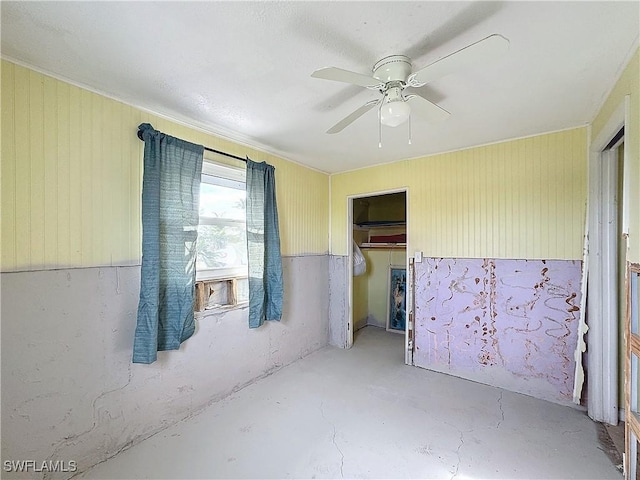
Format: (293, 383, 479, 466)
(380, 100, 410, 127)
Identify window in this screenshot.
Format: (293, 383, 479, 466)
(195, 159, 248, 310)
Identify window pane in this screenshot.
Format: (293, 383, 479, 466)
(199, 183, 245, 221)
(196, 224, 247, 270)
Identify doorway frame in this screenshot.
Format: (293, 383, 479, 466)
(347, 187, 411, 364)
(586, 96, 630, 424)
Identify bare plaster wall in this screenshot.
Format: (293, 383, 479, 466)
(328, 255, 348, 348)
(1, 255, 329, 479)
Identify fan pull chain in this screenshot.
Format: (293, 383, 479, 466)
(408, 114, 412, 145)
(378, 102, 383, 148)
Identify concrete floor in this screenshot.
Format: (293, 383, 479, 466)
(80, 326, 620, 479)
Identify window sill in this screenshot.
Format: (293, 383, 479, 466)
(196, 267, 248, 282)
(196, 301, 249, 316)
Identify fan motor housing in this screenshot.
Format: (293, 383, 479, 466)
(372, 55, 412, 83)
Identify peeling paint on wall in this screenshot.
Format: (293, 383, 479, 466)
(414, 258, 582, 405)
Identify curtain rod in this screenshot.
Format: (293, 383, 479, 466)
(136, 125, 247, 163)
(203, 146, 247, 163)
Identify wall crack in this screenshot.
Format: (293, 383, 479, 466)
(44, 363, 133, 480)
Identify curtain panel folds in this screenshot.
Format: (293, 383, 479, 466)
(246, 159, 284, 328)
(133, 123, 204, 364)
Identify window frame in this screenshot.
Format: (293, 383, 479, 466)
(196, 158, 248, 283)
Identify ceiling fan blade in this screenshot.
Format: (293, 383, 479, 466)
(327, 100, 379, 134)
(312, 67, 383, 88)
(406, 95, 451, 123)
(409, 34, 509, 86)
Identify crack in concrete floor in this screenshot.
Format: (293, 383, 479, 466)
(450, 429, 465, 480)
(319, 401, 344, 478)
(497, 391, 505, 428)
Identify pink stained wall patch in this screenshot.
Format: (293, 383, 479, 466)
(413, 258, 582, 405)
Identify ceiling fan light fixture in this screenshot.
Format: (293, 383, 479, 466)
(380, 100, 410, 127)
(312, 34, 507, 134)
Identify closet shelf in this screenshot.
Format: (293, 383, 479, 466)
(354, 220, 406, 248)
(360, 243, 406, 249)
(354, 221, 405, 228)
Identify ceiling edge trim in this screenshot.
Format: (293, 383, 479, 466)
(0, 55, 331, 176)
(329, 124, 589, 177)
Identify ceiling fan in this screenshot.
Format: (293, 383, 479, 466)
(311, 34, 509, 135)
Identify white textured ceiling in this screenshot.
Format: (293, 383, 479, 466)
(1, 1, 638, 173)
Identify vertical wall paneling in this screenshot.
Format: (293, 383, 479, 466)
(100, 95, 111, 265)
(479, 148, 487, 256)
(1, 60, 329, 272)
(460, 150, 470, 256)
(91, 93, 103, 265)
(130, 108, 142, 264)
(57, 80, 71, 265)
(14, 66, 31, 268)
(524, 138, 532, 257)
(117, 105, 128, 263)
(1, 63, 17, 270)
(68, 83, 83, 266)
(29, 70, 45, 269)
(331, 128, 588, 260)
(538, 135, 548, 257)
(560, 131, 568, 257)
(43, 75, 59, 266)
(505, 140, 515, 256)
(80, 89, 93, 266)
(498, 141, 507, 256)
(107, 98, 118, 263)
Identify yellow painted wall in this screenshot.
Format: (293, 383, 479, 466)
(331, 128, 587, 259)
(1, 61, 329, 272)
(367, 192, 406, 222)
(353, 270, 368, 329)
(591, 48, 640, 264)
(362, 248, 406, 328)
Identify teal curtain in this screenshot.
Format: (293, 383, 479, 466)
(246, 159, 283, 328)
(133, 123, 204, 364)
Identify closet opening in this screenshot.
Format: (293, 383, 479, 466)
(347, 189, 409, 362)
